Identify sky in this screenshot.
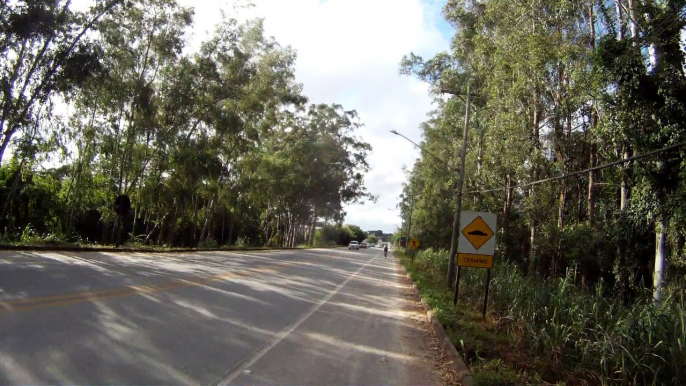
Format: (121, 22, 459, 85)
(183, 0, 452, 233)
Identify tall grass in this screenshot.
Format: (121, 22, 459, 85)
(410, 248, 685, 385)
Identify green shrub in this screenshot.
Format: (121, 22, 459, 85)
(199, 237, 218, 249)
(404, 250, 685, 385)
(20, 225, 42, 244)
(234, 237, 249, 248)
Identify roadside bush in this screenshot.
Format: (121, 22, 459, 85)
(20, 225, 42, 244)
(199, 237, 218, 249)
(234, 236, 249, 248)
(407, 249, 685, 385)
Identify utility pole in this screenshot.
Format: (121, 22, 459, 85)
(446, 83, 471, 287)
(654, 219, 666, 303)
(405, 194, 415, 255)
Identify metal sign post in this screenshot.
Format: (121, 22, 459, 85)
(408, 238, 420, 263)
(483, 268, 491, 318)
(453, 211, 497, 316)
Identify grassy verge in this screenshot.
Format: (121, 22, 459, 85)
(397, 250, 685, 386)
(397, 251, 545, 385)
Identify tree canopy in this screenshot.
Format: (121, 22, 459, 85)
(400, 0, 686, 298)
(0, 0, 374, 248)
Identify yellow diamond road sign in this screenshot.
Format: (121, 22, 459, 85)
(458, 211, 497, 258)
(461, 216, 494, 250)
(408, 238, 420, 250)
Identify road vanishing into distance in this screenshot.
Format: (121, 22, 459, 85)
(0, 248, 451, 385)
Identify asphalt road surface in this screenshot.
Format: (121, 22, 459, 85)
(0, 248, 453, 385)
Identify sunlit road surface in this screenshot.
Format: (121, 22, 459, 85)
(0, 248, 447, 385)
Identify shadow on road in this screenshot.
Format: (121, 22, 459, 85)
(0, 249, 436, 385)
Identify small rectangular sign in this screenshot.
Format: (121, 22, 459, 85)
(457, 253, 493, 269)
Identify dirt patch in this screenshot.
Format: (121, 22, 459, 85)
(396, 266, 462, 386)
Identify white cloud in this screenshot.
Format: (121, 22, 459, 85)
(74, 0, 449, 233)
(213, 0, 449, 233)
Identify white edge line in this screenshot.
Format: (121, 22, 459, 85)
(215, 254, 378, 386)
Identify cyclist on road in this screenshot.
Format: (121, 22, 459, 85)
(383, 244, 388, 258)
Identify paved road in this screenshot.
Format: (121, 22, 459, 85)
(0, 248, 451, 385)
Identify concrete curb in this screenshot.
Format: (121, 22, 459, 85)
(396, 256, 475, 386)
(0, 245, 338, 253)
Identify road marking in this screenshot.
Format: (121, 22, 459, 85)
(215, 255, 378, 386)
(0, 259, 312, 314)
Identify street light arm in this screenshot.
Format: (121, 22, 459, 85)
(390, 130, 459, 173)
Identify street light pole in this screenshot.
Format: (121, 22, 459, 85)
(405, 194, 415, 255)
(446, 83, 471, 287)
(390, 83, 472, 287)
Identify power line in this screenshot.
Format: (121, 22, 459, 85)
(459, 141, 686, 196)
(390, 130, 460, 174)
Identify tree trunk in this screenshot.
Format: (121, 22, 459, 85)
(528, 96, 541, 274)
(621, 147, 632, 210)
(578, 180, 585, 223)
(199, 199, 214, 243)
(157, 213, 165, 245)
(191, 195, 199, 247)
(131, 205, 138, 241)
(221, 212, 226, 246)
(144, 210, 151, 237)
(291, 221, 297, 248)
(653, 220, 666, 302)
(0, 135, 11, 168)
(503, 174, 513, 258)
(615, 0, 625, 40)
(627, 0, 638, 41)
(309, 216, 316, 245)
(168, 206, 179, 246)
(264, 208, 271, 246)
(588, 143, 597, 227)
(529, 213, 537, 276)
(588, 4, 597, 228)
(558, 180, 567, 228)
(111, 215, 119, 242)
(228, 217, 234, 246)
(309, 206, 317, 245)
(145, 211, 168, 243)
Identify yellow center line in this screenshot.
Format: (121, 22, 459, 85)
(0, 259, 310, 314)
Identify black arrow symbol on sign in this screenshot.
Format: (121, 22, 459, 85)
(468, 230, 488, 236)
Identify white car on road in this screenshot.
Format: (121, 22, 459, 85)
(348, 241, 359, 250)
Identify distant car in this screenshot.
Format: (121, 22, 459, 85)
(360, 242, 368, 249)
(369, 243, 376, 248)
(348, 241, 359, 250)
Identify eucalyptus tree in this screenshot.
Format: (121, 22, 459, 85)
(399, 0, 686, 293)
(0, 0, 124, 166)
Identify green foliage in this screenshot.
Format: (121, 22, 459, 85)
(0, 0, 372, 250)
(366, 234, 379, 244)
(398, 9, 686, 379)
(313, 224, 367, 246)
(403, 249, 686, 385)
(345, 224, 367, 242)
(473, 360, 527, 386)
(233, 237, 249, 248)
(198, 237, 218, 249)
(20, 225, 41, 244)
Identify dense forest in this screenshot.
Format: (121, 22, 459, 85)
(401, 0, 685, 300)
(397, 0, 685, 383)
(0, 0, 373, 248)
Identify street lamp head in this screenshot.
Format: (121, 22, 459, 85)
(390, 130, 399, 135)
